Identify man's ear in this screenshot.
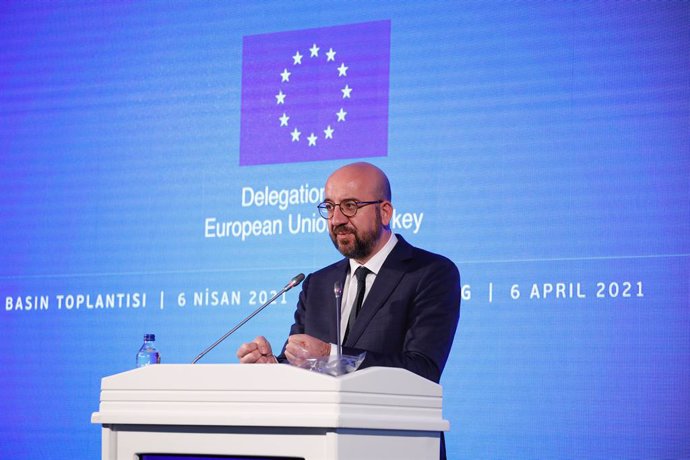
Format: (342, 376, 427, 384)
(380, 201, 394, 226)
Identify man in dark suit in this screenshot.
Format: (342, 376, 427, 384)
(237, 162, 460, 459)
(237, 162, 461, 383)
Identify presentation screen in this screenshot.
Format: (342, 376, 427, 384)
(1, 2, 688, 459)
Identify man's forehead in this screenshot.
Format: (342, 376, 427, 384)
(325, 175, 374, 198)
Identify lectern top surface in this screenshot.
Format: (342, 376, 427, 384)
(101, 364, 442, 397)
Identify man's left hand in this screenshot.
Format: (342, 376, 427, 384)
(285, 334, 330, 366)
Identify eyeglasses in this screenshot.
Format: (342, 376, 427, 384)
(317, 199, 383, 219)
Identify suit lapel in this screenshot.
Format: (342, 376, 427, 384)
(344, 236, 413, 346)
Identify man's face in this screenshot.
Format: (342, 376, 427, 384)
(324, 170, 384, 261)
(328, 203, 383, 260)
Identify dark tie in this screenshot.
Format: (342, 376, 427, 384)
(344, 266, 371, 342)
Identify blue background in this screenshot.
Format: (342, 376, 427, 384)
(1, 2, 688, 458)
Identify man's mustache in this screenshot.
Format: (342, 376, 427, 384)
(332, 224, 354, 235)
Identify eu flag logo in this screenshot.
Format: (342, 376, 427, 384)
(240, 20, 391, 166)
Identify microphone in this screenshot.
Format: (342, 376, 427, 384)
(191, 273, 305, 364)
(334, 281, 343, 359)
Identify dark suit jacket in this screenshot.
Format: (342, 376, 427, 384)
(280, 235, 461, 383)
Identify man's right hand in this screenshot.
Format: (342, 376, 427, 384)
(236, 336, 278, 364)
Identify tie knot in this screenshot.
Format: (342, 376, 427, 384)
(354, 266, 370, 283)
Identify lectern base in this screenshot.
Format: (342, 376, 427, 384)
(102, 424, 440, 460)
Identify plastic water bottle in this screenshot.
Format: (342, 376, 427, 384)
(136, 333, 161, 368)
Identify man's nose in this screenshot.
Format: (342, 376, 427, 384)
(331, 205, 349, 225)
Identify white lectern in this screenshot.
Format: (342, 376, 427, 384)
(91, 364, 448, 460)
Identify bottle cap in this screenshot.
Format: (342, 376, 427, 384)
(144, 333, 156, 341)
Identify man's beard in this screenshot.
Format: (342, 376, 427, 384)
(329, 212, 383, 260)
